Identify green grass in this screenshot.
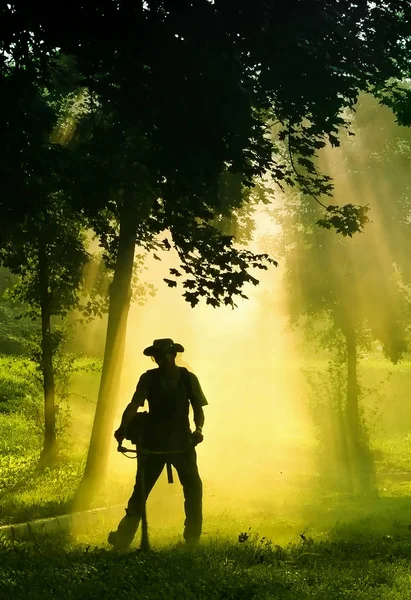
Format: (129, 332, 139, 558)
(372, 434, 411, 473)
(0, 355, 42, 414)
(0, 352, 101, 525)
(1, 530, 411, 599)
(0, 409, 86, 525)
(0, 453, 85, 525)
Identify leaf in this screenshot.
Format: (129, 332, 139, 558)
(224, 297, 238, 308)
(184, 292, 200, 307)
(163, 278, 177, 288)
(328, 133, 340, 148)
(182, 279, 196, 289)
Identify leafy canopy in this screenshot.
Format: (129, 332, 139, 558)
(2, 1, 411, 305)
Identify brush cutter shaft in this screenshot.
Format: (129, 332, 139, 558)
(118, 445, 191, 455)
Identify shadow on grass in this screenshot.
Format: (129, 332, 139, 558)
(0, 498, 75, 527)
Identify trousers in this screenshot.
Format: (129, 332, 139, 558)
(113, 448, 202, 547)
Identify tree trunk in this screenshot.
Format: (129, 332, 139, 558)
(344, 326, 375, 493)
(335, 386, 353, 493)
(39, 242, 57, 465)
(345, 326, 359, 448)
(75, 189, 138, 506)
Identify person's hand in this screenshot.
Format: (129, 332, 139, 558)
(192, 428, 204, 446)
(114, 427, 124, 445)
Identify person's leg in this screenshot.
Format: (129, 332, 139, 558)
(172, 450, 202, 544)
(108, 454, 165, 549)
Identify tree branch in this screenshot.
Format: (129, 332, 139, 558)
(288, 133, 328, 210)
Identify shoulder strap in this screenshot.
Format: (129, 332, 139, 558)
(179, 367, 192, 399)
(145, 368, 160, 396)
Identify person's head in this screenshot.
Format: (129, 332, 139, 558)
(143, 338, 184, 368)
(152, 350, 176, 368)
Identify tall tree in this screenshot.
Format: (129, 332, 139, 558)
(0, 32, 93, 462)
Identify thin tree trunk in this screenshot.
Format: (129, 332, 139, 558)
(344, 325, 361, 492)
(345, 326, 359, 448)
(75, 188, 138, 506)
(335, 386, 353, 493)
(344, 326, 375, 493)
(39, 242, 57, 465)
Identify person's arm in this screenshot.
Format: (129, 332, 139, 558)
(193, 405, 205, 432)
(114, 373, 148, 443)
(188, 372, 208, 443)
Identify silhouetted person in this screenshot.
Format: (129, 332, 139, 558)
(108, 338, 207, 550)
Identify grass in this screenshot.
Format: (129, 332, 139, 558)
(0, 355, 42, 415)
(0, 453, 85, 526)
(0, 353, 100, 525)
(0, 410, 87, 526)
(1, 529, 411, 599)
(373, 434, 411, 473)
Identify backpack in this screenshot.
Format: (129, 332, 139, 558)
(124, 410, 149, 446)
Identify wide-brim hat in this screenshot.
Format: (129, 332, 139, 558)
(143, 338, 184, 356)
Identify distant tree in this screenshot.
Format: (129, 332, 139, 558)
(0, 41, 93, 462)
(0, 196, 89, 463)
(264, 97, 411, 492)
